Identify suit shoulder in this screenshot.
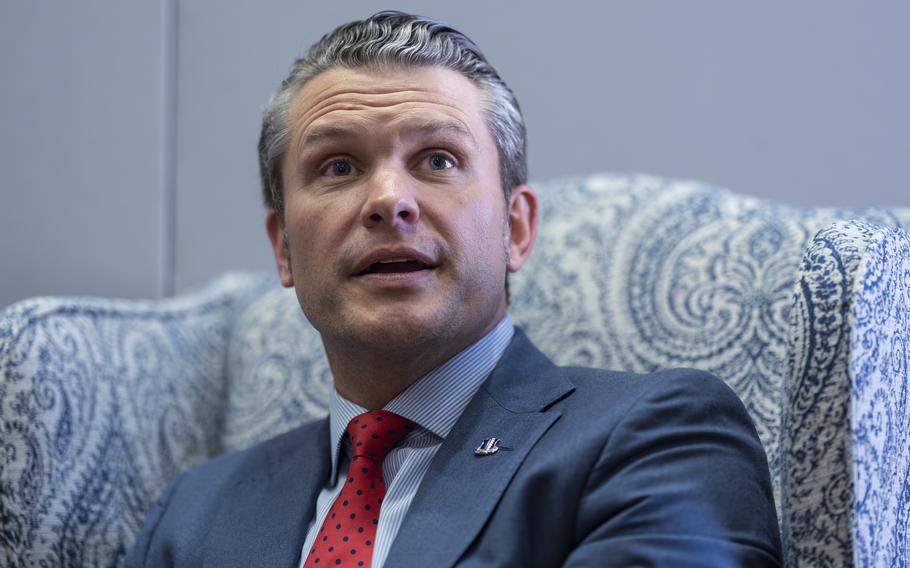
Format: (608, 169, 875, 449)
(555, 366, 749, 429)
(555, 366, 781, 564)
(175, 418, 326, 496)
(126, 418, 329, 565)
(564, 365, 736, 400)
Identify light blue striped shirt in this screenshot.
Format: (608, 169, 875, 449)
(298, 315, 515, 568)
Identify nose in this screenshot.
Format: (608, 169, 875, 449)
(360, 168, 420, 230)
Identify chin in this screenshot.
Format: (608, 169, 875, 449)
(362, 309, 455, 348)
(303, 286, 505, 354)
(312, 303, 455, 352)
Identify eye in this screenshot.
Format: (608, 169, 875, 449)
(427, 153, 454, 171)
(324, 159, 355, 177)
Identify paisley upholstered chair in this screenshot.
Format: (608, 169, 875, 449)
(2, 174, 908, 567)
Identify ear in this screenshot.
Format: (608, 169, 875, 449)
(266, 209, 295, 287)
(506, 184, 538, 273)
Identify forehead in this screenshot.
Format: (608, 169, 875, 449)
(288, 65, 490, 144)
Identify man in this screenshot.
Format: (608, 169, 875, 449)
(127, 11, 781, 567)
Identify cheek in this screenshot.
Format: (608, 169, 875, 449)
(285, 195, 359, 263)
(446, 195, 508, 262)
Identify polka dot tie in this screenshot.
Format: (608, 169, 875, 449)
(304, 410, 415, 568)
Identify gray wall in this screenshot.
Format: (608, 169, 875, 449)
(1, 2, 170, 306)
(3, 1, 908, 308)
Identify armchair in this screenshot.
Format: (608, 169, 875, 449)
(2, 174, 908, 567)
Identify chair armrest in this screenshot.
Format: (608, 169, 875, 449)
(848, 223, 910, 566)
(782, 220, 910, 567)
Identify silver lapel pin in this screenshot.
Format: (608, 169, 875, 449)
(474, 437, 502, 456)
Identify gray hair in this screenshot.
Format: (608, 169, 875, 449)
(258, 11, 527, 219)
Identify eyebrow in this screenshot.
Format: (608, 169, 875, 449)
(299, 119, 477, 149)
(300, 125, 357, 147)
(405, 120, 476, 145)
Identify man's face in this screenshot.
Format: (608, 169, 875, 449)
(267, 65, 535, 354)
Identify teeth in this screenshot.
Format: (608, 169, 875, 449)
(377, 258, 411, 263)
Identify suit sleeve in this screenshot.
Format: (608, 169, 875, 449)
(563, 370, 782, 567)
(123, 471, 185, 568)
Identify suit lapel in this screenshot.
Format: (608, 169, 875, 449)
(384, 329, 574, 568)
(201, 418, 331, 568)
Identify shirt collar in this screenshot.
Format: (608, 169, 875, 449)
(327, 315, 515, 480)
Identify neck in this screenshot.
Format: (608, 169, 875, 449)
(322, 314, 506, 410)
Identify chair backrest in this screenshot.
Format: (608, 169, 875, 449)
(2, 173, 908, 566)
(509, 175, 908, 513)
(224, 174, 909, 507)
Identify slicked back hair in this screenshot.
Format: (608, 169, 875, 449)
(257, 11, 527, 220)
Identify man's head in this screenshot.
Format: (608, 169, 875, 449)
(261, 12, 537, 364)
(258, 11, 527, 220)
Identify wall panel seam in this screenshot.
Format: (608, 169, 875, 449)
(159, 0, 178, 297)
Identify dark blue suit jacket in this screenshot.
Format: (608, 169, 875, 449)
(126, 328, 782, 567)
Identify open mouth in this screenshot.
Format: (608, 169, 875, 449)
(355, 259, 433, 276)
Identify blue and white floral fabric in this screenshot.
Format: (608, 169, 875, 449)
(782, 221, 910, 567)
(0, 274, 270, 567)
(2, 174, 908, 567)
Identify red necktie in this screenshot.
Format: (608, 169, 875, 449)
(304, 410, 415, 568)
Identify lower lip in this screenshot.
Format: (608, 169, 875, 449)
(353, 268, 436, 288)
